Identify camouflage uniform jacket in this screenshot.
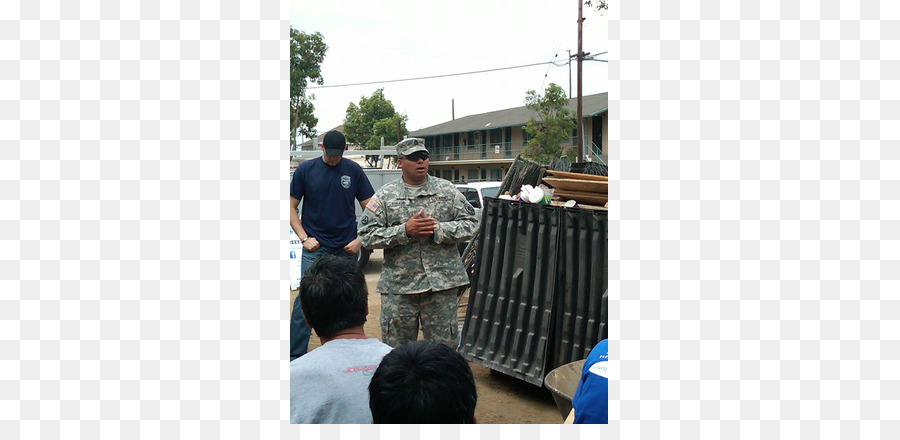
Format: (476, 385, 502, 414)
(358, 175, 478, 294)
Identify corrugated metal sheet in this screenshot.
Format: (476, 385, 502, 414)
(459, 198, 607, 386)
(546, 208, 608, 370)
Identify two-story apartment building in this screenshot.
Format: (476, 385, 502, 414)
(410, 92, 607, 182)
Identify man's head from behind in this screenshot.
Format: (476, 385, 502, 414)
(298, 254, 368, 338)
(369, 341, 477, 424)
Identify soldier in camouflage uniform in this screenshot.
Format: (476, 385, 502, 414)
(358, 138, 478, 348)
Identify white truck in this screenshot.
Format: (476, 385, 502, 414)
(355, 167, 401, 268)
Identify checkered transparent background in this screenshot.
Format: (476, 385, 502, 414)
(1, 1, 896, 439)
(613, 1, 898, 439)
(3, 1, 289, 438)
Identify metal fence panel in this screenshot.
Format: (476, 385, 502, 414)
(458, 198, 608, 386)
(546, 208, 608, 370)
(459, 199, 559, 385)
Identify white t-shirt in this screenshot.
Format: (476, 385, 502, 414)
(289, 338, 393, 424)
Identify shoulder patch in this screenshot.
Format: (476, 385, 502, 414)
(366, 199, 380, 212)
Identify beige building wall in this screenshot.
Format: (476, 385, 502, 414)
(511, 127, 525, 144)
(602, 112, 608, 153)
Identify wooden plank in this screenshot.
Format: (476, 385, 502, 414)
(549, 200, 608, 211)
(554, 188, 608, 200)
(577, 203, 608, 211)
(553, 189, 608, 206)
(546, 170, 609, 182)
(542, 177, 608, 193)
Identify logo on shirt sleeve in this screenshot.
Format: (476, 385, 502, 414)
(588, 360, 613, 379)
(366, 199, 380, 212)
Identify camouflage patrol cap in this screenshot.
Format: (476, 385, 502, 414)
(396, 138, 427, 157)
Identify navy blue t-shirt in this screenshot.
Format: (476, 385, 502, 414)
(290, 157, 375, 249)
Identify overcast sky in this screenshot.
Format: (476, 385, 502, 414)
(290, 1, 609, 141)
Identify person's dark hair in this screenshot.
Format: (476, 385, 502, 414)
(369, 341, 477, 424)
(298, 254, 367, 338)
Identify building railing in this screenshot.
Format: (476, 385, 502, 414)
(583, 140, 607, 166)
(589, 142, 607, 166)
(428, 136, 587, 163)
(428, 140, 525, 162)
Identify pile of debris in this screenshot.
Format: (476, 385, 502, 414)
(542, 170, 608, 209)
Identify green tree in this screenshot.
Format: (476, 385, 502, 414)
(522, 83, 577, 164)
(290, 28, 328, 150)
(344, 89, 408, 165)
(584, 0, 608, 12)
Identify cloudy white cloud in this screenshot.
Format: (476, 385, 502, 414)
(291, 0, 609, 139)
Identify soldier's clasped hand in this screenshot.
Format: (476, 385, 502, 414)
(405, 209, 437, 237)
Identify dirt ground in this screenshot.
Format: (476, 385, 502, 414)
(290, 249, 563, 424)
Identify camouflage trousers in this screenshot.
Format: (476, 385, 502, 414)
(380, 288, 458, 349)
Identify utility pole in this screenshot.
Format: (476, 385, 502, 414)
(567, 49, 572, 98)
(576, 0, 584, 161)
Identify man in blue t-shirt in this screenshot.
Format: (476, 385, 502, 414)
(289, 130, 375, 360)
(572, 338, 609, 424)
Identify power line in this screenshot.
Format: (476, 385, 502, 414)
(585, 51, 608, 62)
(540, 43, 563, 92)
(306, 61, 558, 89)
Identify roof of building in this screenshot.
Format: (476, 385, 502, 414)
(297, 125, 345, 149)
(410, 92, 607, 137)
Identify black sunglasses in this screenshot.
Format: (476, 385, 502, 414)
(403, 151, 429, 162)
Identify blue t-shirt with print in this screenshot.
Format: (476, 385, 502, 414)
(290, 157, 374, 249)
(572, 339, 608, 424)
